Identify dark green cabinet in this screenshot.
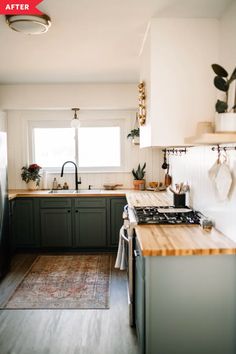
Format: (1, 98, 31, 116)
(110, 197, 126, 246)
(40, 208, 72, 247)
(9, 200, 15, 253)
(40, 198, 72, 248)
(74, 208, 106, 248)
(12, 199, 36, 247)
(12, 196, 127, 250)
(74, 198, 107, 248)
(135, 238, 236, 354)
(135, 241, 145, 354)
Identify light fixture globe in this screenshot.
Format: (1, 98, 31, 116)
(5, 14, 51, 35)
(71, 108, 80, 128)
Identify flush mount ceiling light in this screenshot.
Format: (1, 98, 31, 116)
(5, 14, 51, 35)
(71, 108, 80, 128)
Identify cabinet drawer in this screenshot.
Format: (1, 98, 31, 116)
(74, 197, 106, 208)
(40, 198, 71, 208)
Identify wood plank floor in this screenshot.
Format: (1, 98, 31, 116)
(0, 253, 138, 354)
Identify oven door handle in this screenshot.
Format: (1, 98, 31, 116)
(121, 230, 129, 243)
(134, 250, 140, 257)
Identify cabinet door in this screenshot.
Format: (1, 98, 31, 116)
(110, 198, 126, 246)
(135, 250, 145, 354)
(74, 208, 106, 248)
(13, 199, 35, 247)
(40, 209, 72, 247)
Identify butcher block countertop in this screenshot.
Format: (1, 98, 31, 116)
(135, 225, 236, 256)
(8, 189, 128, 200)
(126, 191, 236, 257)
(8, 189, 236, 256)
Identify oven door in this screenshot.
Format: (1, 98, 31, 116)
(121, 226, 135, 327)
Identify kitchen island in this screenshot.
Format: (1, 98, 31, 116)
(125, 191, 236, 354)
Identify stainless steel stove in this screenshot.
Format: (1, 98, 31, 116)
(133, 206, 201, 225)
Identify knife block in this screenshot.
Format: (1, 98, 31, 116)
(173, 193, 186, 207)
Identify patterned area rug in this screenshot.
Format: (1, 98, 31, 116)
(4, 255, 112, 309)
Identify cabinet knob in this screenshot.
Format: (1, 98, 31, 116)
(75, 210, 78, 213)
(67, 210, 71, 213)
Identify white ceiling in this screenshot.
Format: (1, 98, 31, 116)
(0, 0, 232, 84)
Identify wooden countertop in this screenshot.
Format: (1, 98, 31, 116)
(135, 225, 236, 256)
(126, 190, 171, 206)
(9, 189, 236, 256)
(8, 189, 129, 200)
(126, 191, 236, 257)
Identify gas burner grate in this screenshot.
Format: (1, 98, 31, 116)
(133, 206, 201, 225)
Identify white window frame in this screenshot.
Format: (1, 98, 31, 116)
(28, 119, 125, 173)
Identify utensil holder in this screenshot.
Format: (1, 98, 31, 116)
(174, 193, 186, 207)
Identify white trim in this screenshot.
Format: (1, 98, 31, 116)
(28, 118, 126, 173)
(45, 170, 132, 174)
(28, 120, 71, 164)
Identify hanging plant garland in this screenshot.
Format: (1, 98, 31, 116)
(138, 82, 146, 126)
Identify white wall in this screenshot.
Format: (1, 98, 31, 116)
(219, 0, 236, 109)
(0, 83, 137, 110)
(140, 18, 219, 147)
(5, 83, 162, 189)
(219, 0, 236, 72)
(170, 146, 236, 241)
(168, 1, 236, 241)
(0, 111, 6, 132)
(139, 25, 152, 148)
(7, 109, 161, 189)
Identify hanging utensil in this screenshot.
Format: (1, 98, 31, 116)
(164, 163, 172, 186)
(164, 151, 172, 186)
(162, 150, 168, 170)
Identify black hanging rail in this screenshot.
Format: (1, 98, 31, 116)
(162, 148, 187, 156)
(211, 144, 236, 161)
(211, 145, 236, 153)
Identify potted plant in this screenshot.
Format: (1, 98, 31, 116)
(21, 163, 42, 190)
(127, 128, 140, 145)
(212, 63, 236, 132)
(132, 163, 146, 190)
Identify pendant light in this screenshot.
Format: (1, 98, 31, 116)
(71, 108, 80, 128)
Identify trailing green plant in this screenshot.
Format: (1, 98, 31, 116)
(21, 163, 42, 186)
(127, 128, 140, 140)
(212, 64, 236, 113)
(132, 163, 146, 180)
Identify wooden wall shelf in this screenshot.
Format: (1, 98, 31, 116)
(185, 133, 236, 145)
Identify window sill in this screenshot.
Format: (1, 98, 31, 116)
(44, 170, 131, 174)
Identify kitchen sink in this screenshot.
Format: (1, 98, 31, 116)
(48, 189, 101, 194)
(48, 190, 75, 194)
(75, 189, 102, 194)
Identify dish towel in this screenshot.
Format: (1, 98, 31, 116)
(115, 225, 128, 270)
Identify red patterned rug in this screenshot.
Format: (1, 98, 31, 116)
(5, 255, 112, 309)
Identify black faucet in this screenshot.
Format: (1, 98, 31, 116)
(60, 161, 81, 191)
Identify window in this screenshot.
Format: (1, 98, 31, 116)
(34, 128, 75, 168)
(29, 120, 124, 171)
(78, 127, 120, 168)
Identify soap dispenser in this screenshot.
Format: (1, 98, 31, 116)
(52, 178, 58, 190)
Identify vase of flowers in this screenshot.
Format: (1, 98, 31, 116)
(21, 163, 42, 190)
